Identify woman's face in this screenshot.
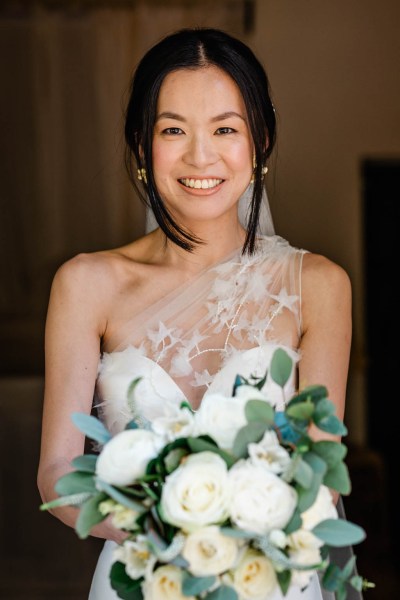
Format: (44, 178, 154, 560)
(152, 66, 253, 228)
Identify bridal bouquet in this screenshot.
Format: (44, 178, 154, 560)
(41, 348, 371, 600)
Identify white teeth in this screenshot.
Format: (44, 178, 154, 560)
(180, 178, 223, 189)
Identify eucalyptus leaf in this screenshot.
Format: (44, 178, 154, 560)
(75, 492, 108, 539)
(322, 562, 342, 592)
(71, 454, 98, 473)
(270, 348, 293, 387)
(40, 491, 92, 511)
(286, 400, 314, 421)
(220, 527, 254, 539)
(182, 575, 216, 596)
(323, 461, 351, 495)
(314, 413, 348, 436)
(284, 508, 302, 534)
(244, 399, 274, 424)
(95, 479, 144, 512)
(296, 473, 323, 513)
(55, 471, 97, 495)
(126, 377, 142, 414)
(110, 561, 143, 600)
(293, 458, 314, 489)
(71, 412, 112, 444)
(288, 385, 328, 406)
(312, 519, 366, 547)
(232, 422, 267, 457)
(204, 584, 238, 600)
(312, 441, 347, 468)
(125, 419, 139, 430)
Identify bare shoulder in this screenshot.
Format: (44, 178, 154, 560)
(301, 252, 351, 299)
(301, 252, 352, 333)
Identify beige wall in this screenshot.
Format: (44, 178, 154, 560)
(252, 0, 400, 443)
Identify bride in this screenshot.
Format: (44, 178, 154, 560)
(37, 28, 353, 599)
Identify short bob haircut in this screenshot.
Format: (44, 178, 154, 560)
(124, 27, 276, 254)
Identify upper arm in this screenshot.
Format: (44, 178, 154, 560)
(38, 254, 111, 484)
(299, 253, 352, 440)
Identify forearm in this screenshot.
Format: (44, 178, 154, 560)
(38, 465, 127, 544)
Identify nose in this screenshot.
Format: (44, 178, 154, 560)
(183, 133, 219, 169)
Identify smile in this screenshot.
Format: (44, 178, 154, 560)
(178, 178, 224, 190)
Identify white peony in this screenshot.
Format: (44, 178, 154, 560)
(301, 485, 338, 531)
(113, 536, 156, 580)
(143, 565, 194, 600)
(160, 451, 231, 532)
(194, 393, 248, 450)
(229, 461, 297, 535)
(248, 430, 291, 474)
(96, 429, 162, 486)
(182, 526, 240, 576)
(233, 549, 278, 600)
(152, 401, 196, 443)
(287, 529, 323, 588)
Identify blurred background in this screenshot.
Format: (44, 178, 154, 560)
(0, 0, 399, 597)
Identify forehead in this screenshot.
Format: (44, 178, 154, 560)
(157, 66, 247, 115)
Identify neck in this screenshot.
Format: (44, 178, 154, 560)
(152, 218, 247, 274)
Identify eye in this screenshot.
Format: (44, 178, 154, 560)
(215, 127, 236, 135)
(162, 127, 184, 135)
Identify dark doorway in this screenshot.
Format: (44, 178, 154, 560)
(363, 158, 400, 555)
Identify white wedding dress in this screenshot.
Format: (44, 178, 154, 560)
(89, 235, 333, 600)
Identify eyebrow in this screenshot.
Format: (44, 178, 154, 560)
(156, 111, 246, 123)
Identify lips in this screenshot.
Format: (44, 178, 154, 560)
(178, 178, 224, 190)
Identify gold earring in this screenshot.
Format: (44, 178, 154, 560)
(250, 157, 268, 183)
(137, 167, 147, 184)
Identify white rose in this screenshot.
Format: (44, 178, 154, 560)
(233, 549, 277, 600)
(287, 529, 323, 588)
(114, 535, 156, 580)
(182, 526, 240, 576)
(301, 485, 338, 531)
(152, 402, 195, 442)
(161, 452, 231, 532)
(248, 431, 291, 474)
(194, 393, 248, 450)
(144, 565, 194, 600)
(96, 429, 162, 486)
(229, 462, 297, 535)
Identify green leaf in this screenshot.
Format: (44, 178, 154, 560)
(270, 348, 293, 387)
(284, 508, 302, 534)
(40, 491, 92, 511)
(277, 570, 291, 595)
(220, 527, 255, 540)
(312, 518, 366, 547)
(164, 448, 187, 473)
(289, 385, 328, 406)
(71, 454, 98, 473)
(204, 585, 238, 600)
(126, 377, 142, 415)
(187, 437, 236, 468)
(312, 441, 347, 468)
(95, 479, 144, 512)
(75, 492, 108, 539)
(341, 555, 357, 580)
(286, 400, 315, 421)
(55, 471, 97, 495)
(125, 419, 139, 430)
(292, 458, 314, 489)
(232, 422, 267, 457)
(71, 413, 112, 444)
(182, 575, 216, 596)
(303, 451, 328, 476)
(110, 561, 143, 600)
(244, 399, 274, 424)
(323, 461, 351, 495)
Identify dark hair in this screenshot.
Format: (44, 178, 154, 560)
(124, 27, 276, 254)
